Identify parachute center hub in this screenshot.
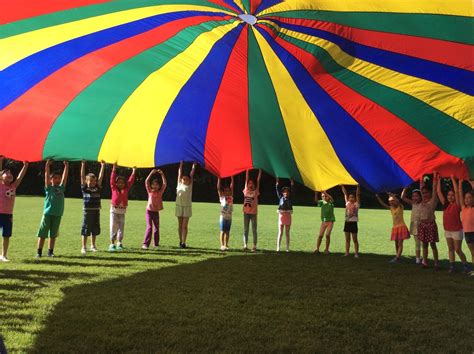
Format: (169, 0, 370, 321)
(238, 14, 258, 25)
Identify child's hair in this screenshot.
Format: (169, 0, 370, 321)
(0, 168, 11, 175)
(115, 176, 126, 183)
(282, 187, 290, 193)
(51, 171, 62, 178)
(421, 186, 430, 193)
(86, 173, 96, 179)
(465, 191, 474, 198)
(412, 189, 421, 197)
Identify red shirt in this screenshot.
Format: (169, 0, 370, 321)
(443, 203, 462, 231)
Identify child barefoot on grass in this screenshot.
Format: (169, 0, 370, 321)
(376, 193, 410, 263)
(401, 184, 423, 264)
(243, 169, 261, 252)
(217, 176, 234, 251)
(459, 180, 474, 273)
(109, 163, 136, 252)
(176, 161, 196, 249)
(418, 173, 440, 269)
(80, 161, 105, 255)
(437, 176, 469, 273)
(314, 191, 335, 254)
(142, 169, 167, 250)
(0, 157, 28, 262)
(341, 185, 360, 258)
(276, 178, 294, 252)
(36, 160, 68, 258)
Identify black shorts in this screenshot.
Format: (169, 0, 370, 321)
(81, 210, 101, 236)
(343, 221, 358, 234)
(465, 232, 474, 244)
(0, 213, 13, 237)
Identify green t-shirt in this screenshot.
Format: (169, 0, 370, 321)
(44, 185, 65, 216)
(318, 200, 335, 222)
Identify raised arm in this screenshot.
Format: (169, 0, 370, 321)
(401, 187, 413, 205)
(230, 176, 234, 194)
(128, 167, 136, 188)
(159, 169, 167, 193)
(44, 160, 51, 187)
(177, 161, 183, 184)
(324, 190, 333, 202)
(245, 170, 249, 189)
(217, 177, 223, 198)
(375, 194, 390, 209)
(80, 161, 86, 186)
(110, 163, 117, 188)
(314, 191, 319, 203)
(13, 161, 29, 188)
(98, 161, 105, 187)
(356, 185, 361, 205)
(61, 161, 69, 186)
(145, 169, 156, 192)
(275, 178, 281, 198)
(256, 169, 262, 191)
(340, 185, 348, 203)
(451, 176, 460, 208)
(431, 172, 439, 204)
(436, 175, 445, 205)
(459, 179, 465, 209)
(290, 178, 295, 196)
(0, 156, 3, 171)
(190, 162, 196, 182)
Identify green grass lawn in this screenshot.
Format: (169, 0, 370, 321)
(1, 197, 473, 353)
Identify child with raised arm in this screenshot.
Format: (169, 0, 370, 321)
(80, 161, 105, 255)
(36, 160, 68, 258)
(314, 191, 335, 254)
(176, 162, 196, 249)
(109, 163, 136, 252)
(459, 179, 474, 273)
(142, 169, 167, 250)
(376, 193, 410, 263)
(276, 178, 294, 252)
(341, 185, 360, 258)
(217, 176, 234, 251)
(418, 173, 440, 269)
(243, 169, 261, 252)
(401, 183, 423, 264)
(0, 157, 28, 262)
(437, 176, 469, 273)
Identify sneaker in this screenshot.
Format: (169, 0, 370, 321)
(343, 253, 350, 257)
(434, 263, 441, 271)
(276, 247, 280, 252)
(448, 267, 455, 274)
(47, 252, 55, 258)
(116, 244, 123, 251)
(286, 249, 290, 253)
(463, 266, 471, 274)
(421, 262, 429, 269)
(142, 245, 149, 250)
(243, 247, 249, 252)
(313, 249, 320, 254)
(415, 258, 421, 264)
(225, 246, 230, 251)
(81, 248, 87, 255)
(354, 254, 360, 258)
(389, 257, 399, 264)
(324, 250, 330, 255)
(220, 246, 226, 251)
(108, 244, 116, 252)
(90, 246, 98, 252)
(251, 246, 257, 253)
(0, 256, 10, 262)
(35, 253, 41, 259)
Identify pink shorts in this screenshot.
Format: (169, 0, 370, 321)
(278, 211, 292, 226)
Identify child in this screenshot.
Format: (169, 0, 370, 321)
(341, 185, 360, 258)
(418, 173, 440, 269)
(375, 193, 410, 263)
(314, 191, 335, 254)
(109, 163, 136, 252)
(459, 179, 474, 273)
(80, 161, 105, 255)
(0, 157, 28, 262)
(217, 176, 234, 251)
(437, 176, 469, 273)
(36, 160, 69, 258)
(142, 169, 167, 250)
(276, 178, 294, 252)
(401, 184, 423, 264)
(176, 161, 196, 249)
(243, 169, 261, 252)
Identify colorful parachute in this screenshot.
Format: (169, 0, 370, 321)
(0, 0, 473, 191)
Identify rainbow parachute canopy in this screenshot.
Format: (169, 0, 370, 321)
(0, 0, 473, 191)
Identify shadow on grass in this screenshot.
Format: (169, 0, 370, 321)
(28, 252, 474, 353)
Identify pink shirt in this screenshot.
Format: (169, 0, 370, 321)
(461, 207, 474, 233)
(110, 170, 135, 208)
(146, 187, 164, 212)
(0, 183, 16, 215)
(243, 188, 259, 214)
(443, 203, 462, 232)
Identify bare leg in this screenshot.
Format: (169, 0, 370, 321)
(396, 240, 404, 259)
(324, 222, 334, 253)
(344, 232, 350, 256)
(446, 238, 455, 263)
(37, 237, 45, 251)
(182, 217, 189, 244)
(431, 242, 439, 265)
(91, 235, 97, 249)
(454, 239, 467, 263)
(315, 223, 327, 252)
(225, 231, 230, 248)
(285, 225, 291, 251)
(277, 225, 284, 251)
(468, 243, 474, 265)
(352, 233, 359, 256)
(81, 236, 87, 249)
(422, 243, 429, 266)
(2, 237, 10, 258)
(177, 217, 183, 244)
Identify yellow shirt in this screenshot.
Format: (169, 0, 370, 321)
(391, 205, 406, 227)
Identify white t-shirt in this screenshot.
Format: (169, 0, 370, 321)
(345, 201, 359, 222)
(220, 196, 234, 220)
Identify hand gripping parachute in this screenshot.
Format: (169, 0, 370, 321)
(0, 0, 473, 191)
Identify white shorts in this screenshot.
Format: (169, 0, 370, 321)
(445, 230, 463, 241)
